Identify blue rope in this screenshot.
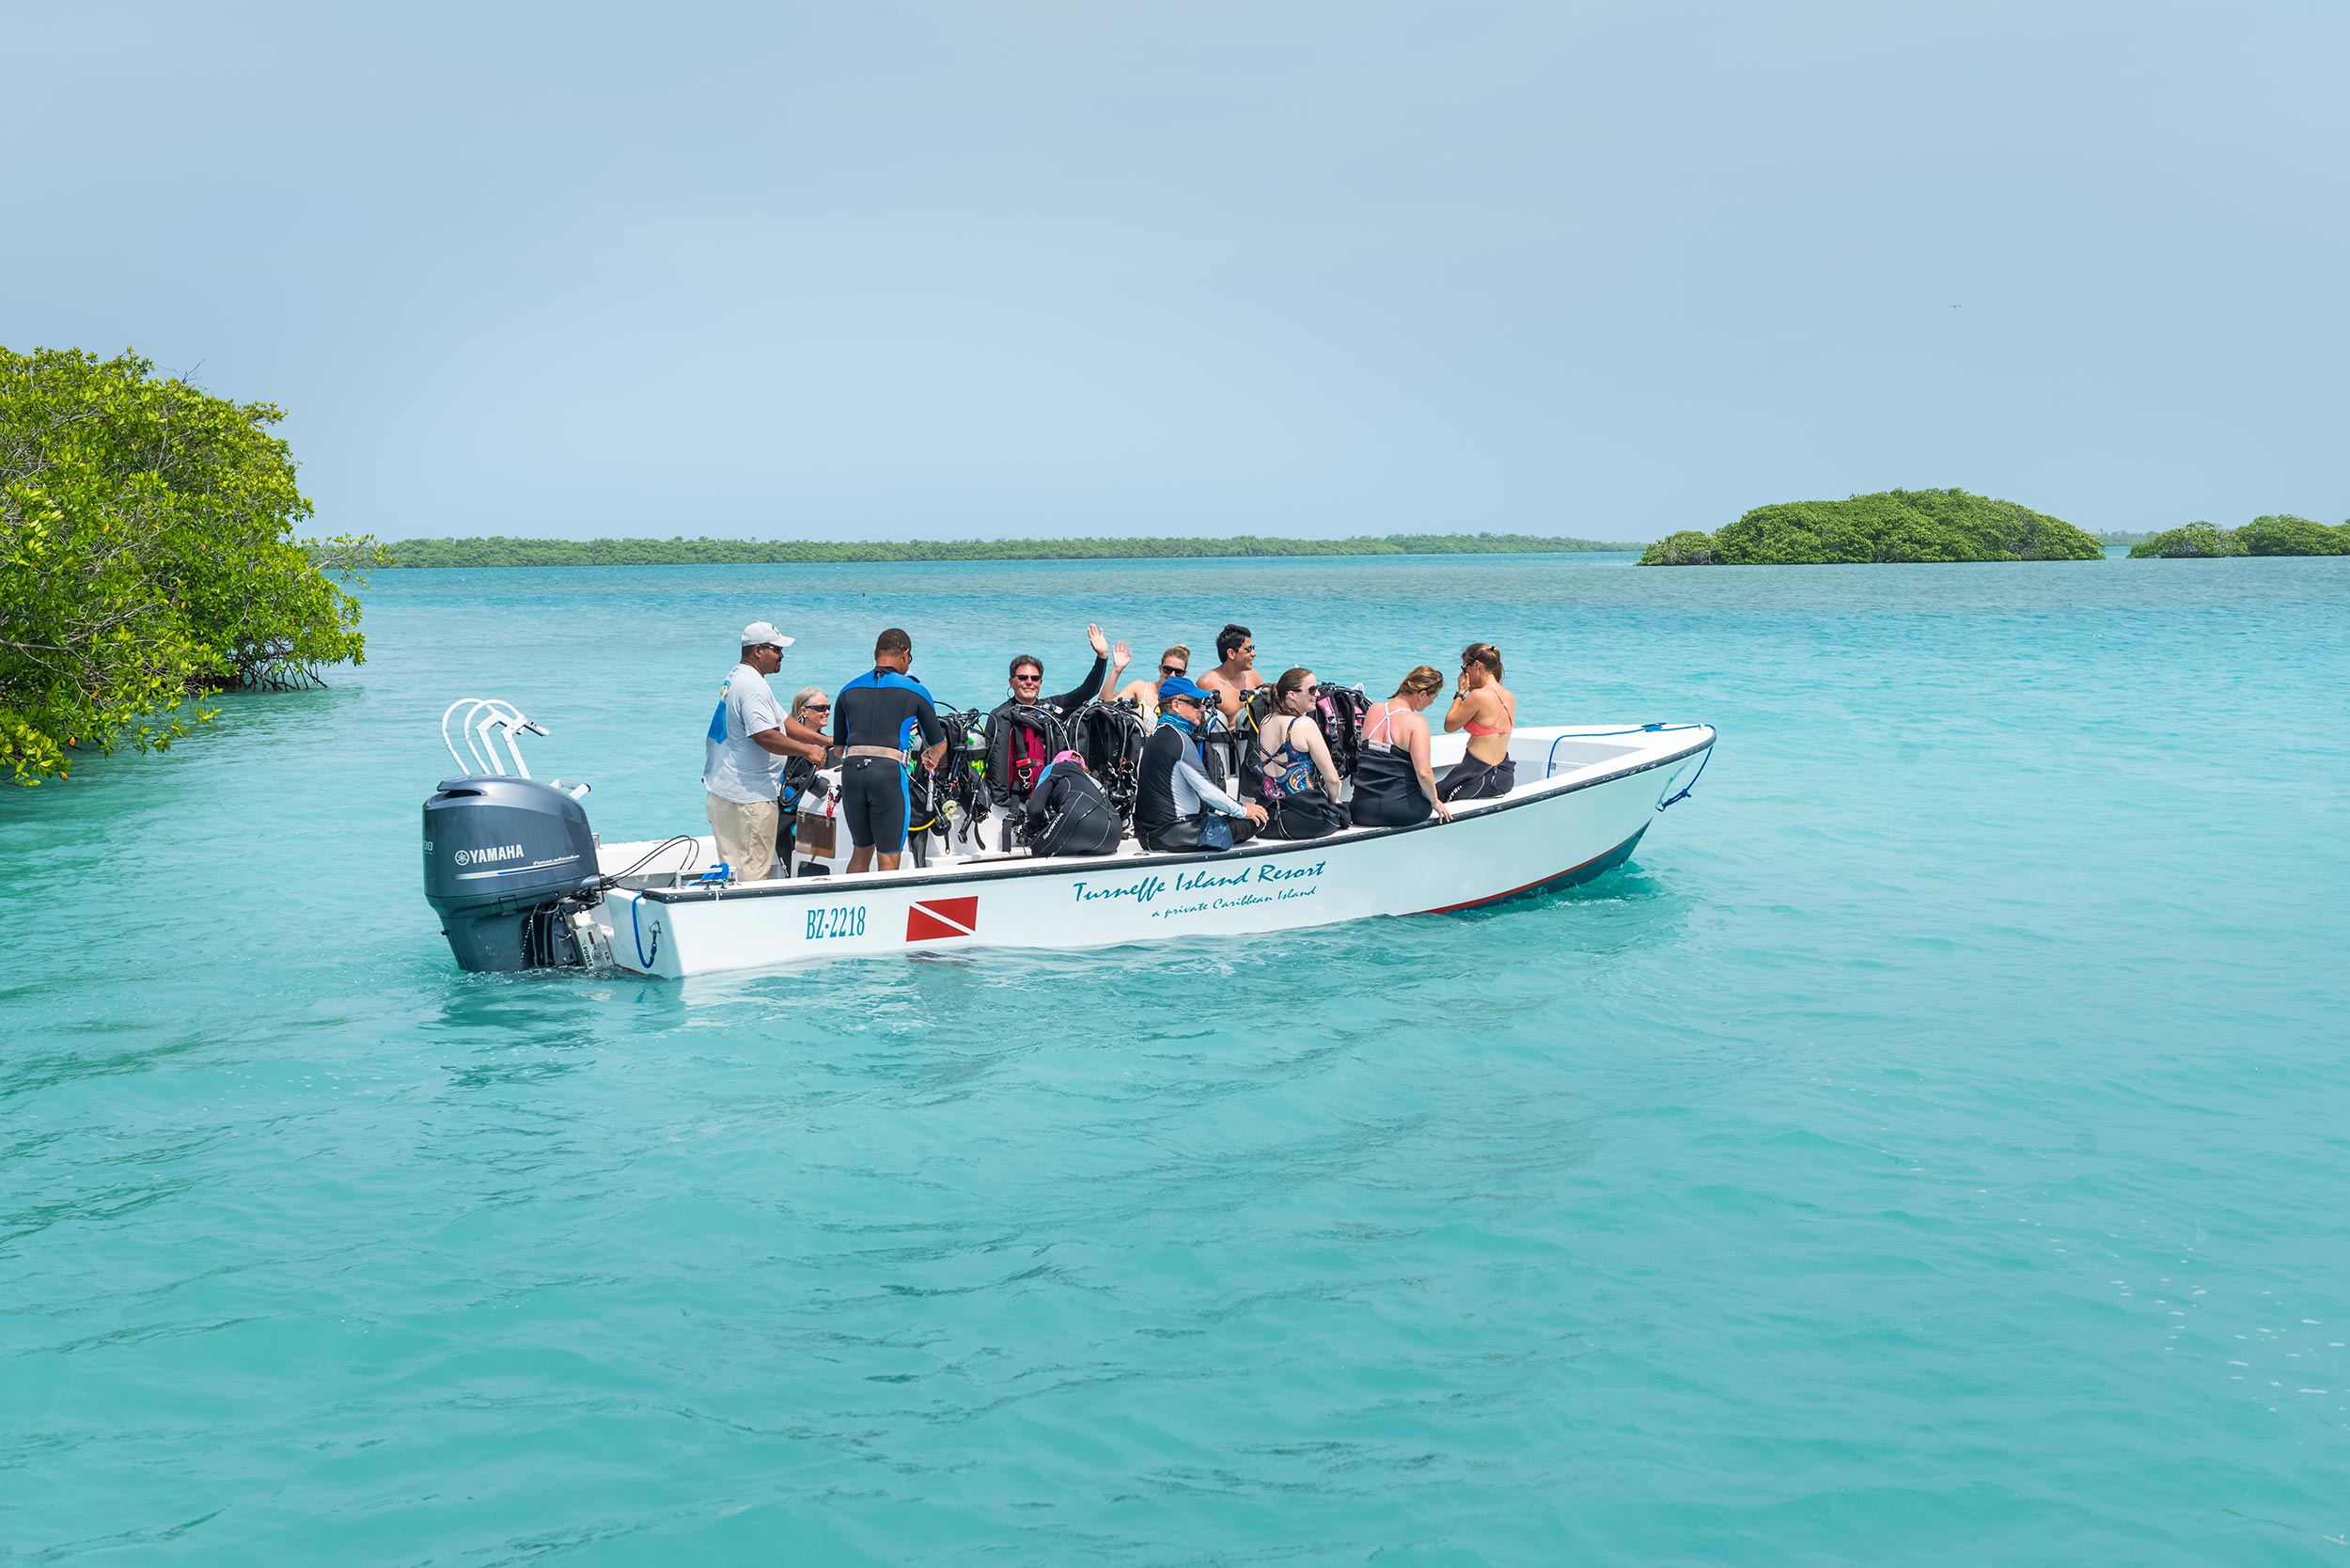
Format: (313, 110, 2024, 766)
(630, 894, 660, 968)
(1656, 744, 1711, 811)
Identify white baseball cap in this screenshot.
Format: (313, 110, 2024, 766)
(741, 620, 794, 650)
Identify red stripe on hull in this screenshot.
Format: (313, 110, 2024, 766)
(1412, 826, 1646, 916)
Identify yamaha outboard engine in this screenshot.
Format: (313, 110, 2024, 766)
(422, 776, 601, 972)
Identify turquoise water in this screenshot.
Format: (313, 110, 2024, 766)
(6, 553, 2348, 1564)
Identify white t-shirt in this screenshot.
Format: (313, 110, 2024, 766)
(702, 663, 787, 805)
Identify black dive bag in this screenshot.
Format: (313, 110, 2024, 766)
(1028, 767, 1123, 857)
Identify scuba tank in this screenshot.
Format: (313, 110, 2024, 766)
(1224, 686, 1277, 802)
(1068, 697, 1151, 826)
(996, 703, 1073, 803)
(1314, 682, 1371, 780)
(932, 708, 995, 850)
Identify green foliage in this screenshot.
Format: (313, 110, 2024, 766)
(2234, 514, 2350, 557)
(383, 531, 1637, 568)
(1639, 489, 2104, 567)
(2124, 516, 2350, 557)
(1, 347, 380, 784)
(1639, 530, 1716, 566)
(2126, 523, 2248, 558)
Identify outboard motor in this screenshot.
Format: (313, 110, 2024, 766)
(422, 776, 601, 972)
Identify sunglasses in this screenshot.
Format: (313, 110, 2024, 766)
(802, 702, 830, 713)
(1012, 672, 1042, 683)
(1160, 664, 1186, 676)
(1301, 683, 1321, 696)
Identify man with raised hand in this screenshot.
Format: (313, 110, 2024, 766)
(982, 622, 1129, 805)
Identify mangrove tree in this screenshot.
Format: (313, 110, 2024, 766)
(1, 347, 379, 784)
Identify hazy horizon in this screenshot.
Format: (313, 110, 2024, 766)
(6, 2, 2344, 543)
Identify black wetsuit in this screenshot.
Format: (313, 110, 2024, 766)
(983, 655, 1107, 802)
(831, 667, 946, 853)
(1438, 752, 1515, 803)
(1349, 742, 1430, 826)
(1134, 719, 1256, 852)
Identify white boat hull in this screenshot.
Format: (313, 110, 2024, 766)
(586, 725, 1713, 980)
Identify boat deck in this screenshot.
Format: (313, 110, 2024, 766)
(597, 723, 1706, 893)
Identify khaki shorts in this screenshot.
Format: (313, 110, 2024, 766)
(705, 793, 780, 881)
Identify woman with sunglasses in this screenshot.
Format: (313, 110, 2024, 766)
(1255, 667, 1347, 839)
(773, 687, 836, 873)
(1112, 644, 1192, 723)
(1440, 642, 1516, 802)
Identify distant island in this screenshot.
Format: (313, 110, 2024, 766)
(1641, 490, 2103, 566)
(2127, 516, 2350, 557)
(383, 532, 1638, 568)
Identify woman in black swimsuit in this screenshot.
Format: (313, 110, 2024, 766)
(1350, 666, 1453, 827)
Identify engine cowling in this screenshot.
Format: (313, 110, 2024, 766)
(422, 776, 599, 972)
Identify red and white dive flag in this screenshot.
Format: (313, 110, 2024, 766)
(904, 896, 979, 943)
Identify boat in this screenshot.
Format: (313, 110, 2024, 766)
(420, 696, 1715, 980)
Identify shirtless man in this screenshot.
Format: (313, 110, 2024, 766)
(1196, 623, 1265, 720)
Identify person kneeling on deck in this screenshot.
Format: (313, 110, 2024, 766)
(705, 621, 826, 881)
(983, 624, 1129, 806)
(1022, 751, 1124, 857)
(1134, 677, 1267, 853)
(833, 628, 948, 873)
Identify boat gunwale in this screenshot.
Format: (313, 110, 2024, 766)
(629, 729, 1714, 906)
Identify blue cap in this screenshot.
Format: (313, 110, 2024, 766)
(1158, 675, 1212, 705)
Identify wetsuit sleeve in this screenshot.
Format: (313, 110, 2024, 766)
(831, 692, 848, 749)
(1174, 753, 1247, 817)
(1047, 655, 1107, 714)
(913, 693, 946, 748)
(1023, 775, 1055, 835)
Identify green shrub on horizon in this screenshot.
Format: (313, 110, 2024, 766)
(2127, 523, 2249, 558)
(1637, 489, 2104, 567)
(379, 531, 1638, 568)
(2234, 514, 2350, 557)
(1639, 530, 1716, 566)
(1, 347, 380, 784)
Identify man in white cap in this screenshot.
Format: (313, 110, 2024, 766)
(704, 621, 823, 880)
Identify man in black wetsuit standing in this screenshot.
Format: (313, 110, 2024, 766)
(832, 627, 948, 873)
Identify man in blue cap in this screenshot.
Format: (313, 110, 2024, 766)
(1132, 675, 1267, 852)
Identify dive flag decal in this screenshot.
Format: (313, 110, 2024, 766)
(905, 896, 979, 943)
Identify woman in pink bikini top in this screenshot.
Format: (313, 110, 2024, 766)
(1439, 641, 1517, 804)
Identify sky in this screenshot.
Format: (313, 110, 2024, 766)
(5, 1, 2344, 543)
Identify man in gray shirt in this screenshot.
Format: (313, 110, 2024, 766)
(703, 620, 823, 880)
